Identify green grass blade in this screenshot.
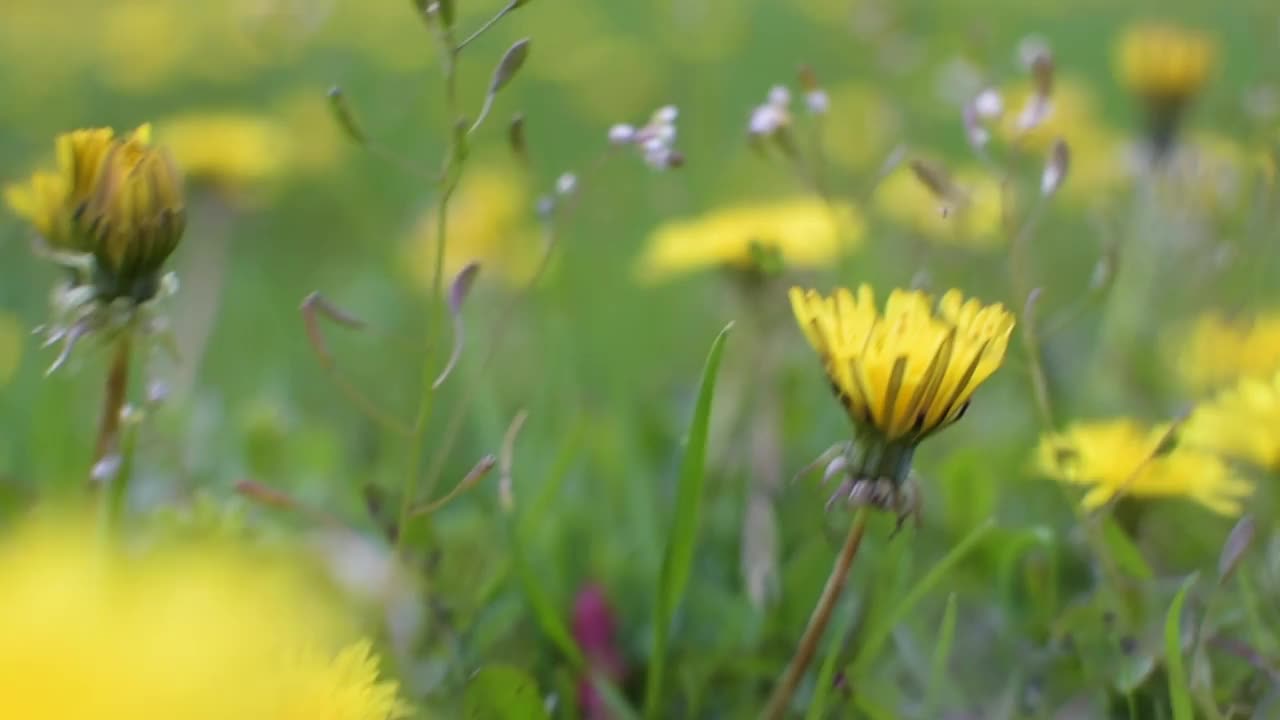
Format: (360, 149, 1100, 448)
(924, 592, 958, 717)
(1165, 574, 1198, 720)
(852, 518, 995, 677)
(642, 323, 733, 719)
(805, 599, 859, 720)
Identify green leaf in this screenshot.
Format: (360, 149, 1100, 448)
(924, 592, 958, 717)
(852, 518, 995, 677)
(642, 323, 733, 719)
(1165, 574, 1198, 720)
(1101, 516, 1153, 580)
(464, 665, 550, 720)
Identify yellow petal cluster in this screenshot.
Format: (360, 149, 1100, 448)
(636, 199, 864, 282)
(0, 512, 410, 720)
(6, 124, 186, 301)
(1036, 419, 1250, 516)
(789, 285, 1014, 441)
(1116, 22, 1215, 104)
(1171, 310, 1280, 393)
(1183, 370, 1280, 470)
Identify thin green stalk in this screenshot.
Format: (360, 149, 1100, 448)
(397, 22, 463, 553)
(95, 329, 133, 527)
(762, 507, 871, 720)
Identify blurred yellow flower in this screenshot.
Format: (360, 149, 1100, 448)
(0, 311, 23, 389)
(1116, 22, 1215, 107)
(790, 284, 1014, 445)
(873, 162, 1004, 248)
(1183, 370, 1280, 470)
(636, 199, 863, 282)
(404, 164, 538, 289)
(1172, 310, 1280, 392)
(4, 170, 68, 247)
(158, 112, 290, 195)
(1036, 419, 1249, 516)
(0, 513, 410, 720)
(1000, 76, 1107, 153)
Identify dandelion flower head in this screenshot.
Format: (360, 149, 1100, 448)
(0, 512, 410, 720)
(1117, 22, 1215, 106)
(1171, 309, 1280, 392)
(637, 199, 864, 283)
(789, 284, 1014, 444)
(1036, 419, 1250, 516)
(1183, 369, 1280, 471)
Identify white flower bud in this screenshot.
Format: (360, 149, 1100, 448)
(608, 123, 636, 145)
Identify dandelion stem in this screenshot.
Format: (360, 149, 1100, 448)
(1007, 194, 1055, 427)
(762, 507, 870, 720)
(94, 329, 133, 522)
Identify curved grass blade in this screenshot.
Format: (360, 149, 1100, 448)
(1165, 575, 1198, 720)
(642, 323, 733, 719)
(852, 518, 995, 677)
(924, 592, 958, 717)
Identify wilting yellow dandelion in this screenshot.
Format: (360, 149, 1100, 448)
(1116, 22, 1215, 149)
(790, 285, 1014, 489)
(1036, 419, 1250, 516)
(1172, 310, 1280, 392)
(403, 164, 539, 289)
(7, 124, 186, 302)
(636, 199, 864, 282)
(158, 112, 290, 196)
(0, 513, 410, 720)
(1183, 370, 1280, 470)
(873, 163, 1005, 248)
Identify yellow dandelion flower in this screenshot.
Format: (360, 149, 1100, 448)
(0, 512, 411, 720)
(1036, 419, 1250, 516)
(9, 124, 186, 302)
(873, 163, 1005, 248)
(1172, 310, 1280, 392)
(403, 164, 538, 289)
(790, 284, 1014, 483)
(636, 199, 864, 283)
(1116, 22, 1215, 150)
(822, 82, 901, 173)
(999, 76, 1107, 153)
(158, 112, 290, 196)
(1117, 22, 1215, 106)
(1183, 370, 1280, 470)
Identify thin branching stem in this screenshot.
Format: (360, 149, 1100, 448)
(455, 0, 519, 53)
(762, 507, 870, 720)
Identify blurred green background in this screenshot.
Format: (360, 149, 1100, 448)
(4, 0, 1280, 717)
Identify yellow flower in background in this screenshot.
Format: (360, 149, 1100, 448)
(636, 199, 863, 282)
(1117, 22, 1215, 107)
(1036, 419, 1250, 516)
(158, 112, 290, 197)
(404, 164, 538, 289)
(1172, 310, 1280, 392)
(0, 513, 410, 720)
(873, 162, 1005, 248)
(790, 285, 1014, 446)
(0, 311, 23, 389)
(1183, 371, 1280, 470)
(1163, 132, 1249, 214)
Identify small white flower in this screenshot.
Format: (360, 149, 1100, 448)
(555, 172, 577, 196)
(973, 88, 1003, 119)
(805, 90, 830, 115)
(653, 105, 679, 125)
(608, 123, 636, 145)
(767, 85, 792, 107)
